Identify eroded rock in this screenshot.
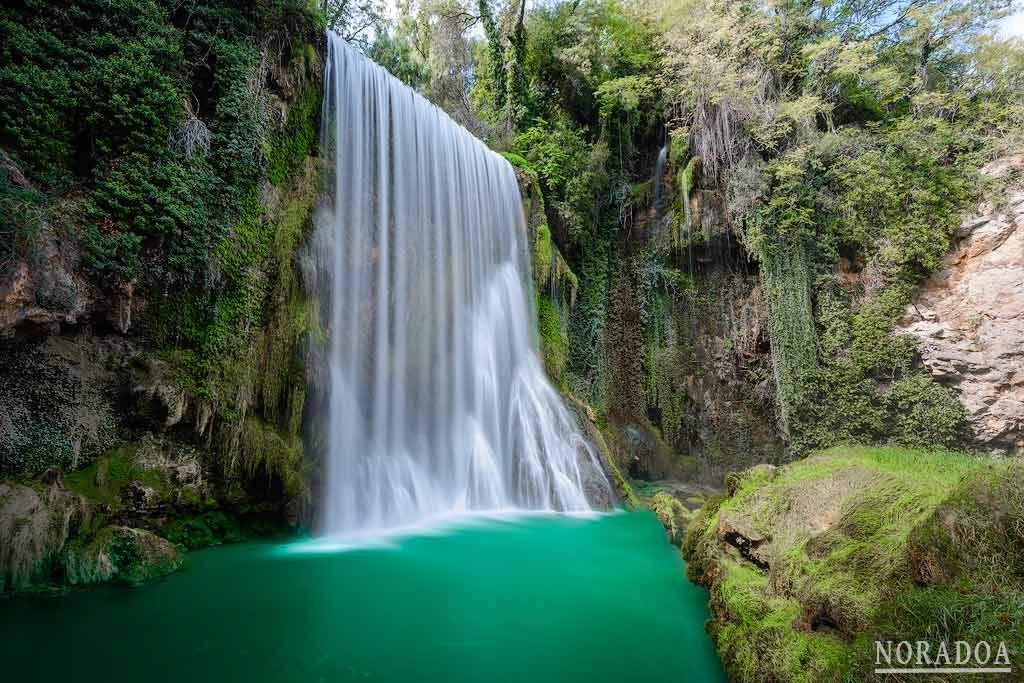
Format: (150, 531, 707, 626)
(0, 478, 90, 592)
(717, 511, 771, 569)
(897, 154, 1024, 453)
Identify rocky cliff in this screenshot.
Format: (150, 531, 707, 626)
(0, 1, 322, 592)
(898, 155, 1024, 454)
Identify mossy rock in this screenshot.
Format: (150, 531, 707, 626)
(64, 445, 168, 507)
(161, 511, 243, 550)
(683, 446, 1023, 682)
(649, 491, 689, 545)
(63, 526, 182, 586)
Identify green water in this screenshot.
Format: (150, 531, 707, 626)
(0, 511, 724, 682)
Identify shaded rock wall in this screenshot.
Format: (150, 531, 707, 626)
(0, 27, 323, 591)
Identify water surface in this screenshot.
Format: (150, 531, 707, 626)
(0, 511, 724, 682)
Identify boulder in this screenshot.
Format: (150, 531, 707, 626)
(649, 491, 690, 545)
(63, 525, 182, 586)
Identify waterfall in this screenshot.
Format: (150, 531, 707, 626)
(652, 144, 669, 241)
(311, 33, 612, 536)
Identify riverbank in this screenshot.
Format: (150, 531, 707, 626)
(681, 446, 1023, 681)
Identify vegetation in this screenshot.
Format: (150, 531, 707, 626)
(683, 446, 1023, 682)
(0, 0, 323, 500)
(365, 0, 1022, 463)
(1, 6, 1022, 675)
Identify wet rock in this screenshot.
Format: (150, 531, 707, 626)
(0, 479, 90, 592)
(562, 393, 622, 509)
(650, 491, 690, 545)
(63, 525, 182, 586)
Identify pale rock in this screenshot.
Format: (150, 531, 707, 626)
(898, 154, 1024, 453)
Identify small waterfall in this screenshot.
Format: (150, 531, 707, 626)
(311, 33, 611, 536)
(652, 145, 669, 242)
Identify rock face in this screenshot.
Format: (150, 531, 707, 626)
(0, 477, 90, 592)
(563, 393, 630, 509)
(898, 155, 1024, 453)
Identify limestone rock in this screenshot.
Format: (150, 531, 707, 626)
(717, 511, 771, 569)
(63, 525, 182, 586)
(563, 393, 622, 509)
(0, 478, 90, 592)
(897, 154, 1024, 453)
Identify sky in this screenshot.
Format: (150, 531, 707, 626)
(1002, 9, 1024, 38)
(378, 2, 1024, 40)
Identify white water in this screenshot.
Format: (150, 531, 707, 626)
(311, 33, 611, 536)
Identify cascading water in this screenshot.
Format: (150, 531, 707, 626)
(310, 33, 612, 536)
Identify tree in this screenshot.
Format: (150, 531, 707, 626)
(320, 0, 387, 48)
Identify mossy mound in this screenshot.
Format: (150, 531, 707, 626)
(683, 446, 1023, 682)
(63, 525, 182, 586)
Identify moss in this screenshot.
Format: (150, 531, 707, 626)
(500, 150, 535, 173)
(684, 446, 1016, 682)
(533, 223, 554, 284)
(0, 341, 118, 477)
(161, 511, 243, 550)
(63, 525, 182, 586)
(649, 491, 689, 544)
(853, 588, 1024, 681)
(537, 294, 568, 384)
(266, 79, 321, 186)
(579, 424, 638, 510)
(669, 129, 689, 166)
(64, 445, 166, 507)
(233, 417, 305, 499)
(161, 508, 293, 550)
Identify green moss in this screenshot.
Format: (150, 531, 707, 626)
(235, 417, 306, 499)
(63, 525, 182, 586)
(500, 151, 535, 172)
(648, 491, 689, 544)
(669, 129, 689, 166)
(266, 80, 321, 185)
(537, 294, 568, 384)
(161, 511, 243, 550)
(64, 445, 166, 506)
(533, 223, 553, 283)
(685, 447, 1018, 682)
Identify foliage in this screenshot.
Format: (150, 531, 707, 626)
(0, 163, 46, 276)
(319, 0, 386, 48)
(64, 446, 166, 506)
(0, 0, 320, 287)
(655, 0, 1024, 452)
(368, 25, 429, 90)
(0, 342, 118, 478)
(0, 0, 327, 496)
(536, 294, 569, 385)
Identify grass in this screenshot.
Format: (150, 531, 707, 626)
(684, 444, 1021, 683)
